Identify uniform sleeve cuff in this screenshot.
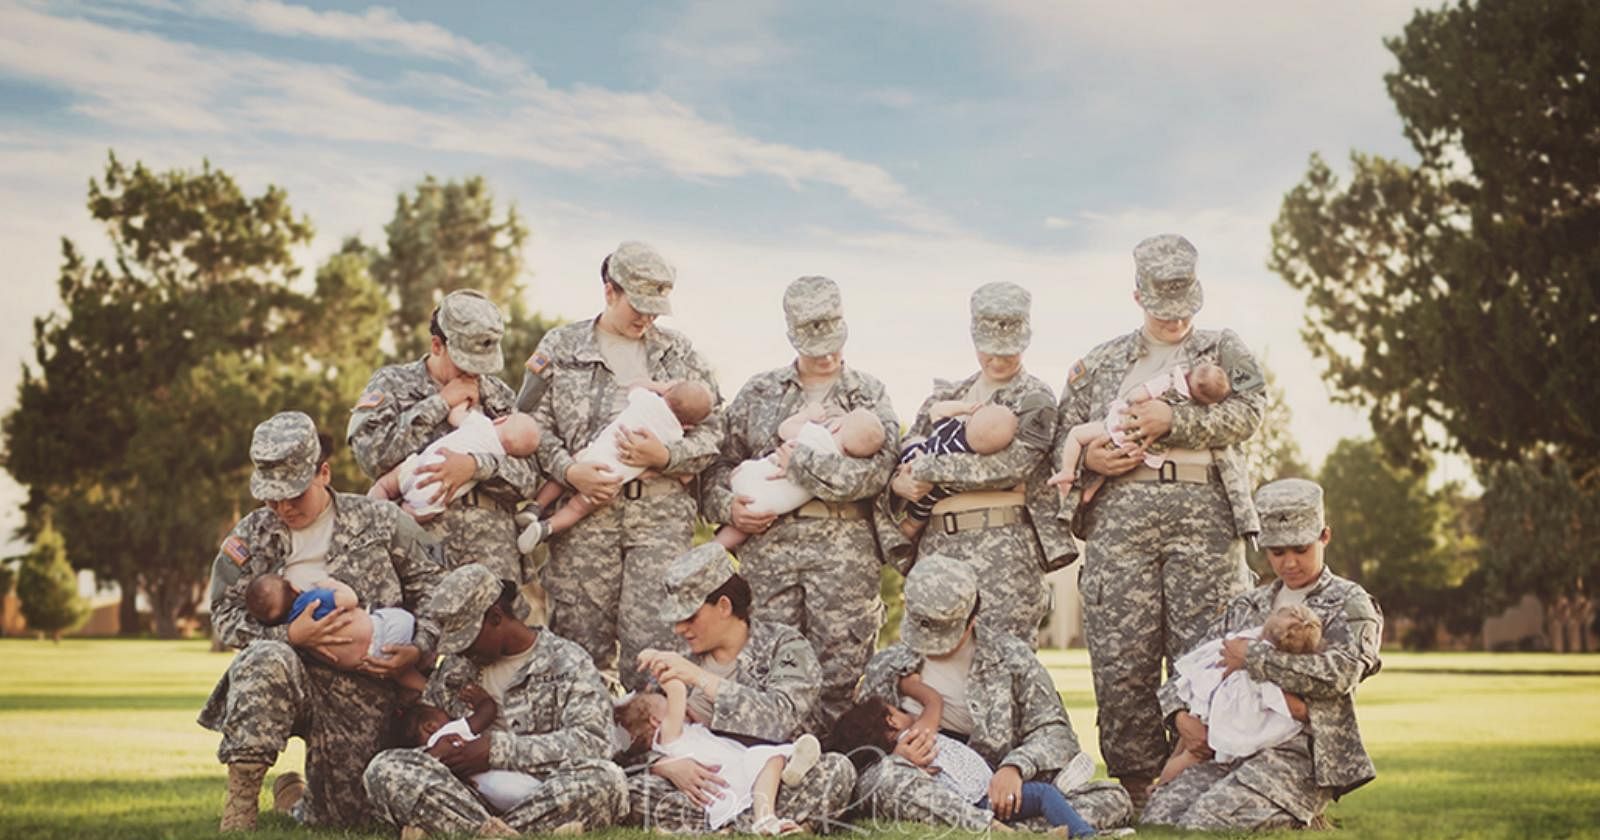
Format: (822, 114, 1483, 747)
(487, 731, 513, 769)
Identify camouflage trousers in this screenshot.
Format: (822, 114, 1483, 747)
(627, 752, 857, 833)
(916, 518, 1048, 645)
(1079, 478, 1250, 779)
(196, 640, 397, 827)
(853, 756, 1133, 831)
(1142, 734, 1329, 830)
(542, 487, 696, 692)
(738, 515, 882, 734)
(363, 749, 628, 834)
(426, 502, 535, 619)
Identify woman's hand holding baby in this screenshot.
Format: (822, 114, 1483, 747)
(1218, 637, 1250, 677)
(987, 766, 1024, 821)
(414, 448, 475, 505)
(731, 495, 777, 534)
(286, 603, 354, 663)
(358, 643, 420, 679)
(892, 727, 939, 767)
(891, 460, 933, 503)
(1118, 399, 1173, 447)
(426, 728, 491, 777)
(616, 425, 670, 470)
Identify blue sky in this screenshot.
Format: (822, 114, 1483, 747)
(0, 0, 1447, 550)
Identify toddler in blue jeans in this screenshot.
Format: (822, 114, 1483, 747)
(828, 695, 1119, 837)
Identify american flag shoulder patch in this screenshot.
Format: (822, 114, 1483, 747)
(526, 352, 551, 374)
(222, 536, 249, 567)
(354, 390, 385, 411)
(1068, 359, 1088, 386)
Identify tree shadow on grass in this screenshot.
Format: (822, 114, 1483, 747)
(0, 693, 210, 712)
(0, 776, 375, 840)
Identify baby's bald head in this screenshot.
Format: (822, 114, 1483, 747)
(964, 403, 1018, 455)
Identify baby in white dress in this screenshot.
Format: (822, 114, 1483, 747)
(615, 675, 821, 834)
(1157, 603, 1324, 786)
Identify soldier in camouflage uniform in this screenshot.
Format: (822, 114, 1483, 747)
(198, 412, 446, 831)
(878, 282, 1068, 643)
(521, 242, 723, 691)
(701, 276, 898, 733)
(1051, 234, 1265, 806)
(627, 544, 857, 832)
(364, 564, 629, 836)
(1143, 478, 1383, 830)
(852, 555, 1132, 832)
(347, 289, 541, 586)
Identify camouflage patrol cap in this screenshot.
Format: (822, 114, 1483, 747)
(783, 275, 849, 356)
(1132, 234, 1204, 320)
(437, 289, 505, 375)
(249, 411, 321, 501)
(1255, 478, 1326, 548)
(900, 554, 978, 656)
(970, 282, 1032, 355)
(432, 564, 504, 655)
(605, 241, 675, 316)
(661, 543, 735, 624)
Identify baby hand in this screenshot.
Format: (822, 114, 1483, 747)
(459, 683, 492, 709)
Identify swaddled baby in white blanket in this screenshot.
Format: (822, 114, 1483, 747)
(713, 405, 886, 551)
(368, 401, 542, 521)
(519, 380, 715, 552)
(1157, 603, 1324, 786)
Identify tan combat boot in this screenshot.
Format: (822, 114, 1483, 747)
(219, 762, 269, 831)
(1118, 776, 1152, 817)
(272, 771, 305, 815)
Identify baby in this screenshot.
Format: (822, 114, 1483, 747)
(1157, 604, 1324, 786)
(404, 684, 544, 813)
(244, 573, 425, 692)
(713, 405, 887, 551)
(615, 674, 822, 834)
(1050, 362, 1230, 502)
(518, 380, 714, 551)
(825, 674, 1107, 837)
(368, 401, 542, 522)
(896, 401, 1019, 540)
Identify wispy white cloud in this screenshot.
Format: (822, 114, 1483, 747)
(194, 0, 525, 76)
(0, 1, 956, 235)
(1044, 216, 1074, 230)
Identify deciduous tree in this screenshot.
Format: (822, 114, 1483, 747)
(1269, 0, 1600, 475)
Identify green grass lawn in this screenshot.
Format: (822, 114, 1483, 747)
(2, 640, 1598, 839)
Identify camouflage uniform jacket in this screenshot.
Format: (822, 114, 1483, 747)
(1054, 328, 1264, 540)
(206, 492, 445, 662)
(346, 358, 541, 505)
(1159, 568, 1383, 796)
(874, 371, 1066, 572)
(702, 364, 899, 524)
(424, 629, 615, 772)
(686, 619, 823, 744)
(857, 633, 1084, 781)
(527, 319, 722, 489)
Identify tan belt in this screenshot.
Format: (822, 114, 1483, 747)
(460, 487, 517, 514)
(935, 505, 1028, 535)
(929, 490, 1026, 516)
(1125, 462, 1218, 485)
(621, 477, 682, 500)
(793, 499, 869, 521)
(929, 490, 1029, 536)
